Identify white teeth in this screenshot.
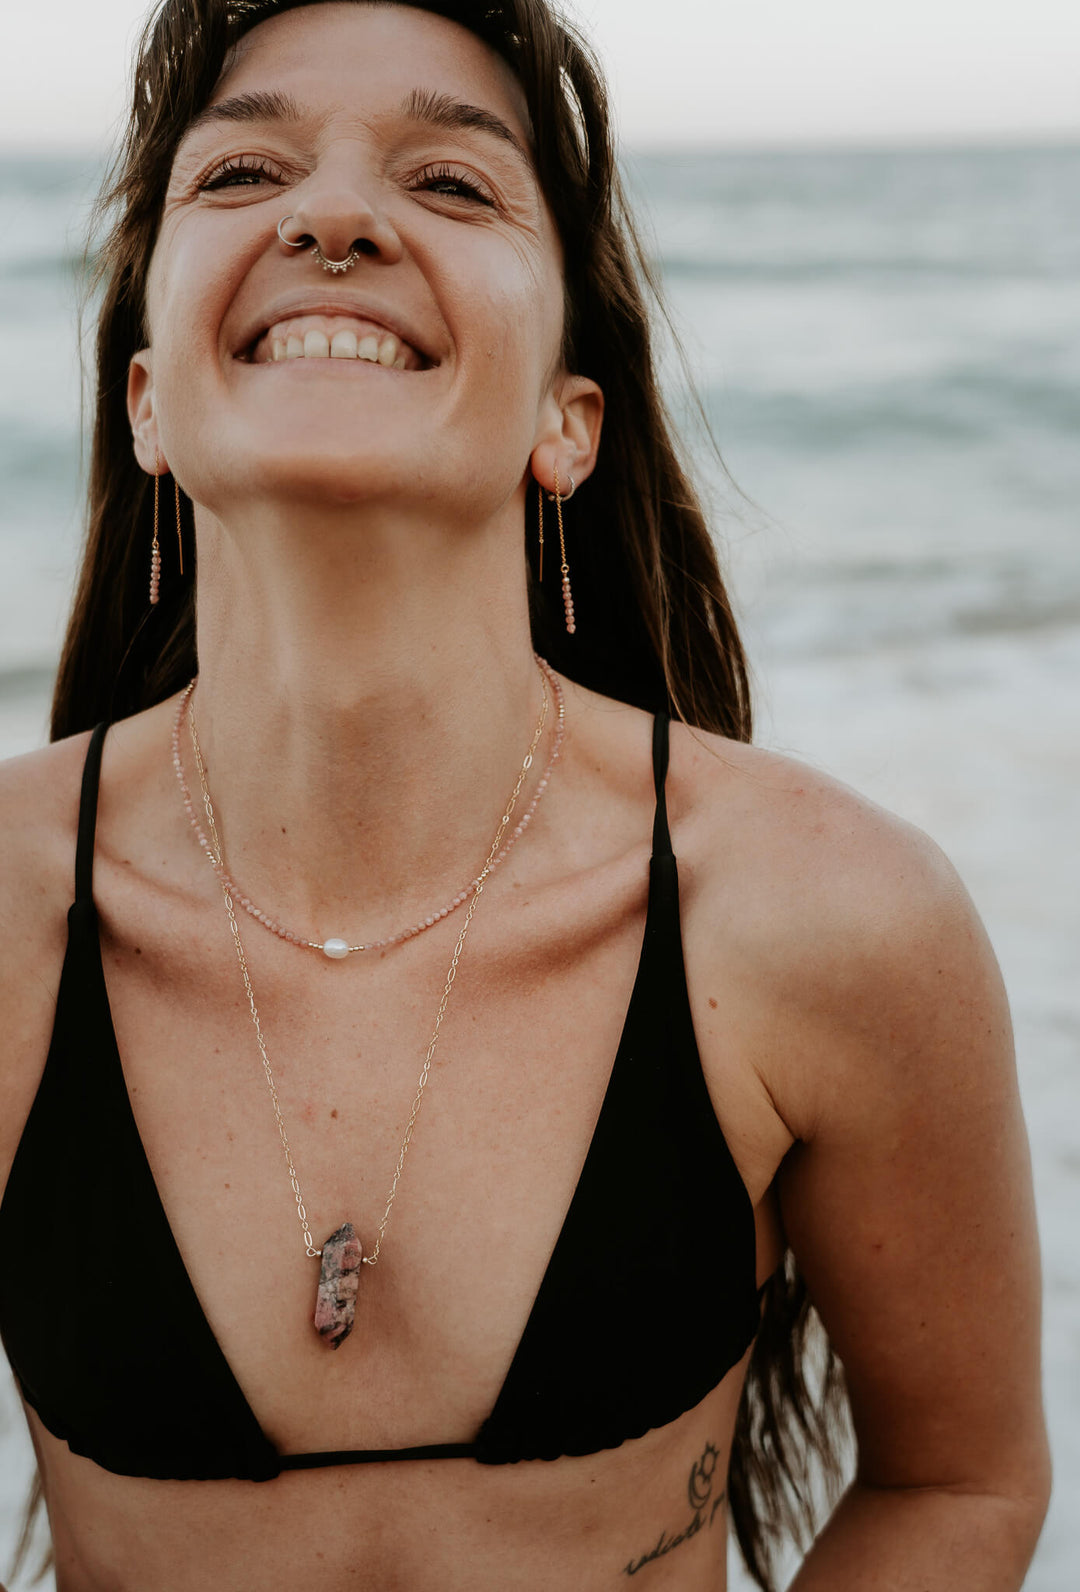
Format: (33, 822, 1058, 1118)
(260, 323, 414, 366)
(330, 329, 358, 359)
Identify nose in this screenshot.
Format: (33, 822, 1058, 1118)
(279, 178, 404, 269)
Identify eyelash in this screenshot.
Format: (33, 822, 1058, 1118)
(198, 154, 284, 191)
(410, 163, 496, 207)
(196, 156, 496, 208)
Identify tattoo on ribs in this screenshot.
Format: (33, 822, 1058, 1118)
(621, 1439, 727, 1577)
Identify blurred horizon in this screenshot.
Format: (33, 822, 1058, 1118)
(3, 130, 1078, 169)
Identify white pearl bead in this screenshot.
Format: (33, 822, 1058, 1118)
(322, 938, 350, 960)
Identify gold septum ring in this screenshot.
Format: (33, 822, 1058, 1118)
(277, 214, 362, 274)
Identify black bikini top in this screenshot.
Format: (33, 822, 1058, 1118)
(0, 714, 760, 1482)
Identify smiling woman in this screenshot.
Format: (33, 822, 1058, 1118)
(0, 3, 1051, 1591)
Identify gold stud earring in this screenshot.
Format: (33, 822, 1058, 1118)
(553, 464, 576, 635)
(149, 460, 162, 605)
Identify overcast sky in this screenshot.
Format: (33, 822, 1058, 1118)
(3, 0, 1078, 150)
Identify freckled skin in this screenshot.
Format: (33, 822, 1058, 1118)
(0, 3, 1048, 1589)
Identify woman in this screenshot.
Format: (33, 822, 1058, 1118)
(0, 0, 1049, 1586)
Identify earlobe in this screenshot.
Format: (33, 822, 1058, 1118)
(127, 349, 160, 474)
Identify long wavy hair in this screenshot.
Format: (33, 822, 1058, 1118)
(22, 1, 848, 1585)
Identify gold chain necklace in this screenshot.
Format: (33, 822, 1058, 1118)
(172, 656, 564, 958)
(188, 675, 554, 1348)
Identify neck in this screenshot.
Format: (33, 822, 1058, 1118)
(186, 493, 551, 937)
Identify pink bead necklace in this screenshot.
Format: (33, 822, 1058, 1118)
(171, 656, 565, 959)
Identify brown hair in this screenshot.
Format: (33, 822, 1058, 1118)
(31, 2, 847, 1585)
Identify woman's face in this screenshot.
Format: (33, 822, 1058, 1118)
(130, 2, 585, 522)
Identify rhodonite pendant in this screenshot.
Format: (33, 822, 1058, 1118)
(313, 1222, 363, 1349)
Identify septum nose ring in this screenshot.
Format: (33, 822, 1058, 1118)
(277, 215, 363, 275)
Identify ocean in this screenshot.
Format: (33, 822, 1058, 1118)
(1, 144, 1077, 1587)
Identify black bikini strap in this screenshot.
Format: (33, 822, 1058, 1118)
(74, 723, 109, 905)
(281, 1441, 478, 1470)
(651, 713, 673, 860)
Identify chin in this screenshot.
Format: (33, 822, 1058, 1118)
(192, 416, 434, 507)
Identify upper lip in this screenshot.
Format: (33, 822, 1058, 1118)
(232, 293, 440, 366)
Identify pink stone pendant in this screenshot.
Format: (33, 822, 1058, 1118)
(313, 1222, 363, 1349)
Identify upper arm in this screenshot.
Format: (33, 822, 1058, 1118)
(768, 813, 1048, 1501)
(680, 735, 1049, 1507)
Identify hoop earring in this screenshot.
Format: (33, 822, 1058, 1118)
(553, 464, 576, 635)
(149, 462, 162, 606)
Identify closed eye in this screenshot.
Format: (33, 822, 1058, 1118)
(198, 154, 285, 192)
(410, 163, 496, 208)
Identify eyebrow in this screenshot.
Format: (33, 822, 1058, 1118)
(401, 88, 532, 166)
(183, 86, 532, 166)
(184, 89, 303, 140)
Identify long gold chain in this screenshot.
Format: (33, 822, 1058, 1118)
(190, 675, 553, 1264)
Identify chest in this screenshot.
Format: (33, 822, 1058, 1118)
(96, 852, 662, 1448)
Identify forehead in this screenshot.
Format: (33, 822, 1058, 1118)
(211, 2, 531, 143)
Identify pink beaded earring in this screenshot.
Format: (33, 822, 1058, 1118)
(149, 461, 162, 605)
(149, 455, 184, 606)
(551, 464, 576, 635)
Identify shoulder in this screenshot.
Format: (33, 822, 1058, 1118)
(667, 719, 968, 941)
(0, 731, 94, 1171)
(0, 731, 92, 949)
(667, 724, 1007, 1141)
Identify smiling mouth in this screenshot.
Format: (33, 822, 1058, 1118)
(242, 314, 432, 371)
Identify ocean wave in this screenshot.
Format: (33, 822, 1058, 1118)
(750, 555, 1080, 658)
(658, 254, 1079, 283)
(0, 663, 56, 703)
(702, 372, 1080, 445)
(0, 251, 86, 284)
(0, 425, 81, 492)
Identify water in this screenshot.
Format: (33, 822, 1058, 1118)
(1, 144, 1077, 1587)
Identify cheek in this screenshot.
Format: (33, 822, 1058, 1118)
(145, 219, 240, 380)
(446, 236, 564, 401)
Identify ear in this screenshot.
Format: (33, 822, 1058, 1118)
(127, 349, 164, 474)
(530, 374, 604, 497)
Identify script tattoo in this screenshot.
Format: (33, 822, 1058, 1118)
(622, 1440, 727, 1577)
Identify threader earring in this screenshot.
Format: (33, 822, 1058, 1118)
(149, 463, 162, 606)
(174, 476, 184, 577)
(552, 464, 576, 635)
(149, 456, 185, 606)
